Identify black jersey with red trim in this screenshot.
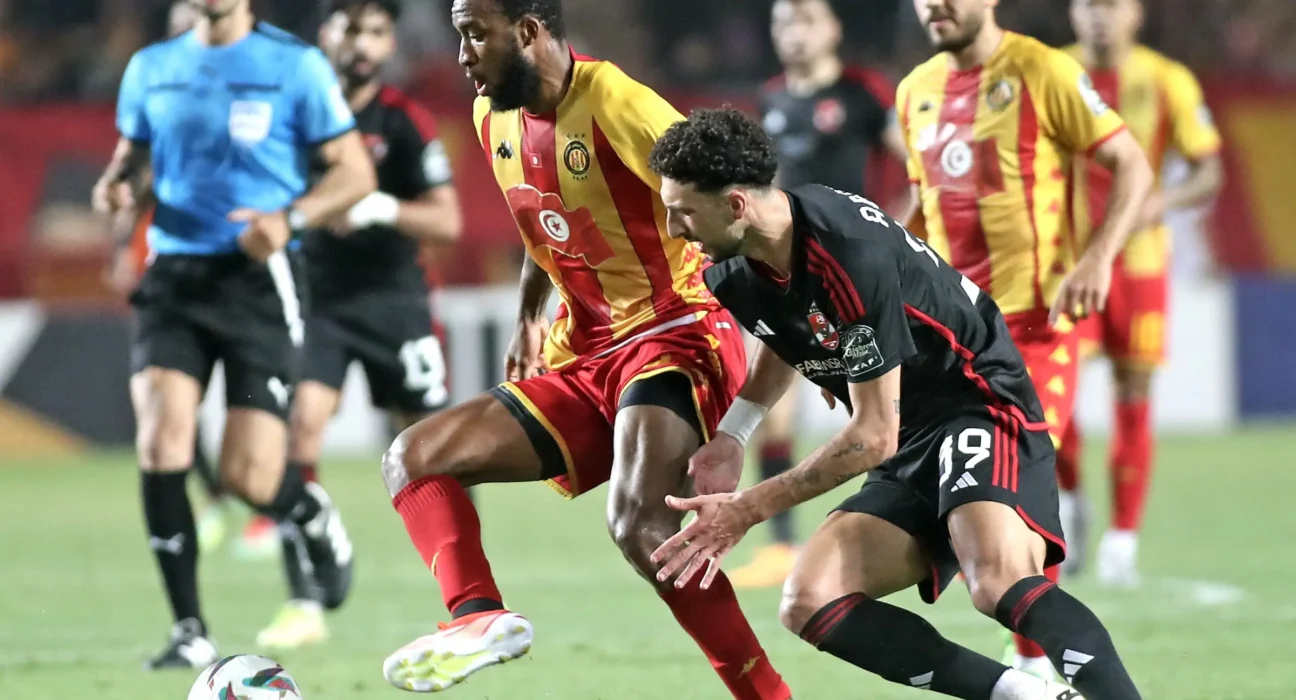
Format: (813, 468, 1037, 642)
(703, 184, 1046, 431)
(759, 66, 893, 194)
(304, 85, 453, 298)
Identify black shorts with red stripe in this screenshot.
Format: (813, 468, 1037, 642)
(834, 408, 1065, 604)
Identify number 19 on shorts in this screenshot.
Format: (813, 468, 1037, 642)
(400, 336, 449, 409)
(938, 427, 993, 493)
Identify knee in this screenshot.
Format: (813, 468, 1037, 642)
(288, 413, 326, 464)
(607, 501, 675, 582)
(778, 574, 838, 636)
(381, 419, 457, 497)
(1114, 366, 1153, 402)
(964, 563, 1036, 618)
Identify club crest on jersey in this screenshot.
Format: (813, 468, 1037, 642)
(986, 79, 1015, 112)
(807, 301, 839, 350)
(363, 134, 389, 163)
(814, 97, 846, 133)
(563, 139, 591, 178)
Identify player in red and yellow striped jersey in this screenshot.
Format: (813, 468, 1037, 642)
(1061, 0, 1224, 587)
(898, 0, 1154, 681)
(377, 1, 790, 697)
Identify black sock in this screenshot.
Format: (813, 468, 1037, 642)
(452, 598, 505, 618)
(802, 594, 1006, 699)
(759, 442, 795, 544)
(262, 462, 323, 526)
(279, 523, 319, 602)
(190, 428, 223, 500)
(996, 576, 1142, 699)
(141, 470, 204, 632)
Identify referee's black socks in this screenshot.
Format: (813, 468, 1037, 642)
(140, 469, 204, 633)
(996, 576, 1143, 699)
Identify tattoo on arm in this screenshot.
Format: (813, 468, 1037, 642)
(893, 399, 900, 415)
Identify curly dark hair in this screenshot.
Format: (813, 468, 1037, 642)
(330, 0, 402, 20)
(648, 107, 778, 194)
(498, 0, 566, 39)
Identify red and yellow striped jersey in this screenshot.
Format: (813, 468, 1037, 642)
(897, 32, 1126, 317)
(473, 51, 716, 370)
(1064, 44, 1221, 276)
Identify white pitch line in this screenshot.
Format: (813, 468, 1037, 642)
(1154, 577, 1248, 607)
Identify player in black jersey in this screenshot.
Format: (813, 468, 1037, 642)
(255, 0, 464, 650)
(730, 0, 915, 588)
(647, 109, 1144, 700)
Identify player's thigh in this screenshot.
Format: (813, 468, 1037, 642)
(780, 508, 929, 633)
(289, 380, 343, 464)
(129, 302, 214, 471)
(383, 371, 607, 496)
(607, 371, 703, 537)
(938, 416, 1065, 615)
(220, 407, 289, 504)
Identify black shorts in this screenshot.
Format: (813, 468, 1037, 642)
(301, 288, 448, 415)
(130, 251, 305, 420)
(835, 410, 1066, 604)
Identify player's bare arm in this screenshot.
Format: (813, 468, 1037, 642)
(881, 119, 916, 217)
(689, 345, 801, 495)
(390, 184, 463, 243)
(92, 137, 151, 215)
(652, 366, 900, 589)
(1156, 153, 1223, 222)
(295, 130, 377, 228)
(504, 254, 555, 381)
(1050, 129, 1153, 325)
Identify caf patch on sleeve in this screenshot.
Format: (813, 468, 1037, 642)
(842, 325, 884, 379)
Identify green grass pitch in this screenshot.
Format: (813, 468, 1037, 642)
(1, 426, 1292, 699)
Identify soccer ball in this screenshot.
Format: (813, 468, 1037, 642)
(188, 655, 302, 700)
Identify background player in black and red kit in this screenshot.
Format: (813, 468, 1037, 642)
(255, 0, 464, 650)
(648, 108, 1143, 700)
(731, 0, 912, 588)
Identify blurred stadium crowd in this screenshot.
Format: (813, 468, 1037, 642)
(2, 0, 1295, 103)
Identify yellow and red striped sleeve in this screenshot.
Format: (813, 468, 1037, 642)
(1161, 59, 1221, 161)
(1028, 48, 1127, 156)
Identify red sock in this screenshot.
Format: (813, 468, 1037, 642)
(393, 475, 502, 614)
(659, 573, 791, 700)
(1110, 398, 1153, 531)
(1055, 419, 1082, 492)
(1013, 565, 1060, 658)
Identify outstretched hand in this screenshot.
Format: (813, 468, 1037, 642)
(650, 492, 758, 590)
(688, 432, 745, 496)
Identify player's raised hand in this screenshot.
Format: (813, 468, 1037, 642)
(689, 432, 745, 495)
(1049, 253, 1113, 327)
(505, 316, 550, 382)
(230, 209, 292, 262)
(91, 179, 135, 215)
(651, 492, 757, 590)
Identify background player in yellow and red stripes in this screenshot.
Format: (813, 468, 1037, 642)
(375, 0, 790, 697)
(1061, 0, 1224, 586)
(897, 0, 1154, 680)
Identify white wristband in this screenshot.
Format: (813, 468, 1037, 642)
(347, 191, 400, 229)
(716, 397, 768, 446)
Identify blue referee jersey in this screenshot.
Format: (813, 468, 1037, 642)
(117, 22, 356, 255)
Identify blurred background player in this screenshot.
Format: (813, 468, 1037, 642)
(728, 0, 912, 590)
(91, 0, 375, 669)
(254, 0, 464, 650)
(1060, 0, 1223, 585)
(377, 0, 790, 696)
(895, 0, 1153, 679)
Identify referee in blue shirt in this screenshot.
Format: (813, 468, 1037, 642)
(92, 0, 376, 670)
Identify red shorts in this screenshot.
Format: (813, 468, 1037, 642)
(493, 310, 746, 498)
(1076, 256, 1168, 367)
(1005, 310, 1079, 448)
